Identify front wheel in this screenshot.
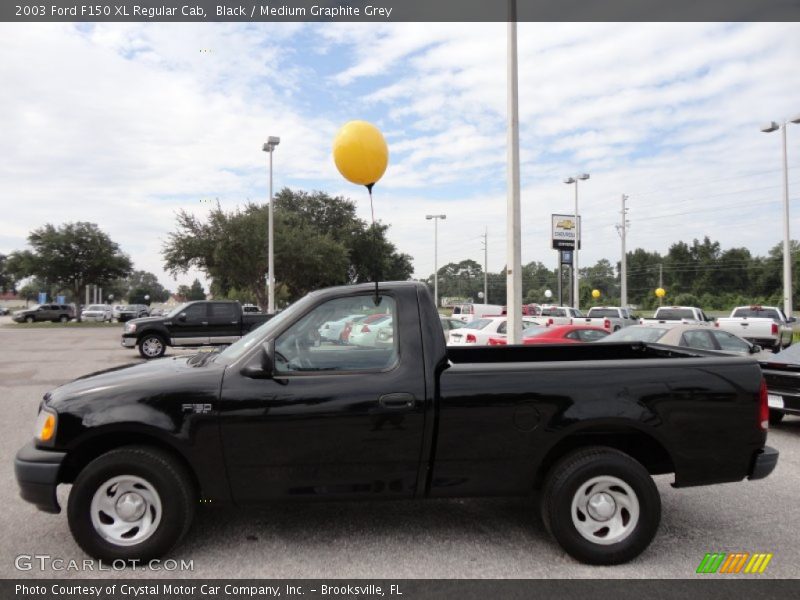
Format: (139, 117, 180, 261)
(138, 334, 166, 359)
(541, 446, 661, 565)
(67, 446, 196, 562)
(25, 316, 34, 323)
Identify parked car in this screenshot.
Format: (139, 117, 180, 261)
(318, 314, 367, 343)
(715, 305, 794, 352)
(12, 304, 74, 323)
(121, 301, 273, 358)
(532, 306, 584, 327)
(341, 313, 386, 344)
(488, 324, 609, 345)
(348, 315, 393, 347)
(440, 315, 467, 336)
(451, 302, 505, 323)
(575, 307, 638, 332)
(80, 304, 113, 322)
(602, 323, 761, 356)
(15, 280, 777, 566)
(111, 305, 124, 320)
(640, 305, 712, 325)
(448, 316, 538, 346)
(117, 304, 150, 322)
(759, 342, 800, 424)
(0, 306, 10, 316)
(377, 315, 465, 349)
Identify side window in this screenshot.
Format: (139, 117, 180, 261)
(712, 331, 750, 352)
(182, 303, 207, 319)
(565, 331, 581, 340)
(274, 295, 398, 373)
(496, 321, 507, 334)
(210, 303, 237, 319)
(580, 329, 608, 342)
(681, 330, 715, 350)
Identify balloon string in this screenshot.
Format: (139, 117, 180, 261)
(367, 184, 380, 305)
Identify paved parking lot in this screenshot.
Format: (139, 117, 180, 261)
(1, 319, 798, 579)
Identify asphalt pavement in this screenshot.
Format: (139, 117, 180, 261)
(0, 319, 798, 579)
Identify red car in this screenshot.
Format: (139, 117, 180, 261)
(488, 324, 609, 345)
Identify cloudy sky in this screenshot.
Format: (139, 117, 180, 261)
(1, 21, 799, 293)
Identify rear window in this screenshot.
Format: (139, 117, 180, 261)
(587, 308, 619, 318)
(732, 308, 782, 321)
(655, 309, 696, 320)
(604, 326, 669, 343)
(464, 318, 492, 330)
(541, 308, 566, 317)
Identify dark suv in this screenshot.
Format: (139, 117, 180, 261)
(12, 304, 75, 323)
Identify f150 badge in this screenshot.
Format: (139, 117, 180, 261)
(182, 403, 212, 414)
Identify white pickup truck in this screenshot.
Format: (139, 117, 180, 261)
(715, 305, 794, 352)
(640, 306, 713, 325)
(532, 306, 584, 327)
(574, 306, 637, 332)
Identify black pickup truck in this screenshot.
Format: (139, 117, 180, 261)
(15, 282, 777, 565)
(120, 300, 271, 358)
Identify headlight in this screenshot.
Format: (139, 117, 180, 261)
(34, 408, 58, 444)
(124, 322, 137, 333)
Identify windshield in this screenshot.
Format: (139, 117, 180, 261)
(463, 318, 492, 330)
(768, 343, 800, 365)
(522, 326, 551, 338)
(603, 326, 669, 343)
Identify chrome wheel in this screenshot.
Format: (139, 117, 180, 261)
(570, 475, 640, 545)
(141, 337, 163, 358)
(89, 475, 162, 547)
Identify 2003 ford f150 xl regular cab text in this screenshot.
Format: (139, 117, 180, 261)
(15, 282, 778, 565)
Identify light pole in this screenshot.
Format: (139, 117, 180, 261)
(762, 116, 800, 319)
(426, 214, 446, 308)
(262, 136, 280, 314)
(564, 173, 590, 310)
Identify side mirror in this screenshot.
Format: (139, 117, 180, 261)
(241, 344, 273, 379)
(751, 344, 762, 354)
(178, 313, 187, 322)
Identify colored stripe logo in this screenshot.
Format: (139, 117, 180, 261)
(696, 552, 773, 574)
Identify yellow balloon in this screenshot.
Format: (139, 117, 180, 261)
(592, 289, 601, 299)
(655, 287, 666, 298)
(332, 121, 389, 188)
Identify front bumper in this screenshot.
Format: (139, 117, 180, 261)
(121, 334, 137, 348)
(748, 446, 779, 481)
(14, 442, 67, 513)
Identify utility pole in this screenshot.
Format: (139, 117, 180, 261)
(505, 0, 522, 344)
(481, 228, 488, 303)
(616, 194, 629, 306)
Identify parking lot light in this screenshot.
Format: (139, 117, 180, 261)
(564, 173, 590, 310)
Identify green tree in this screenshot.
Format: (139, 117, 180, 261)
(0, 254, 17, 293)
(187, 279, 206, 300)
(126, 270, 170, 304)
(9, 223, 132, 319)
(163, 189, 412, 307)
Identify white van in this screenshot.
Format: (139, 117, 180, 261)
(451, 303, 505, 323)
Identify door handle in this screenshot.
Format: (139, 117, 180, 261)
(378, 393, 415, 409)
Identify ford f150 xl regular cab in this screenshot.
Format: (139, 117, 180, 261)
(121, 300, 272, 359)
(15, 282, 777, 566)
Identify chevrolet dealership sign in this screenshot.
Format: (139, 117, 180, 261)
(552, 214, 581, 250)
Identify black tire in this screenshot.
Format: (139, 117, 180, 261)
(541, 446, 661, 565)
(59, 315, 68, 323)
(769, 410, 785, 425)
(25, 316, 34, 323)
(613, 326, 621, 332)
(67, 445, 196, 562)
(138, 334, 166, 359)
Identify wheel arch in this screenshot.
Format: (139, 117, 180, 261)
(59, 430, 200, 497)
(533, 424, 675, 489)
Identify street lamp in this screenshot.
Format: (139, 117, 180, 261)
(761, 116, 800, 319)
(262, 136, 280, 314)
(426, 214, 446, 308)
(144, 294, 150, 306)
(563, 173, 590, 310)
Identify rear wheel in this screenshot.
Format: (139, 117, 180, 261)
(138, 334, 166, 359)
(541, 446, 661, 565)
(67, 446, 195, 562)
(25, 316, 34, 323)
(59, 315, 69, 323)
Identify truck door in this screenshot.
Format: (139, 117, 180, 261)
(218, 291, 427, 502)
(170, 302, 210, 345)
(208, 302, 241, 343)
